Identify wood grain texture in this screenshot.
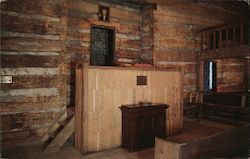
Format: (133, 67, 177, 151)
(1, 55, 60, 68)
(0, 0, 67, 143)
(74, 63, 84, 151)
(0, 76, 65, 90)
(1, 0, 248, 147)
(43, 116, 75, 152)
(1, 14, 63, 35)
(1, 0, 65, 17)
(75, 65, 183, 152)
(216, 59, 246, 92)
(0, 110, 64, 132)
(152, 2, 247, 98)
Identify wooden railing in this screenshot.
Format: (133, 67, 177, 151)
(200, 21, 248, 51)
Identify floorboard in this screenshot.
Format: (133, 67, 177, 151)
(1, 118, 249, 159)
(1, 143, 154, 159)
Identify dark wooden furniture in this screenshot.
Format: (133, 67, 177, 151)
(120, 103, 168, 152)
(186, 92, 250, 122)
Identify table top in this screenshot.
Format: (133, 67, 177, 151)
(120, 103, 169, 109)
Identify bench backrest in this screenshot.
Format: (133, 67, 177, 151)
(203, 93, 248, 107)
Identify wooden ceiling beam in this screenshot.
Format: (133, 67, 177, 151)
(144, 0, 247, 18)
(197, 1, 248, 19)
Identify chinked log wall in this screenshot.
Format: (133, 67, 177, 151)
(152, 2, 248, 97)
(65, 0, 143, 106)
(216, 59, 246, 92)
(0, 0, 144, 143)
(0, 0, 68, 142)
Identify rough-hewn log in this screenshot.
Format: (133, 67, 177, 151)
(0, 51, 60, 56)
(0, 68, 60, 76)
(0, 88, 60, 98)
(0, 101, 65, 114)
(1, 76, 65, 90)
(115, 49, 140, 59)
(1, 55, 60, 68)
(0, 110, 64, 132)
(1, 0, 65, 17)
(1, 14, 63, 35)
(199, 45, 249, 60)
(1, 10, 61, 22)
(156, 52, 197, 62)
(1, 37, 62, 52)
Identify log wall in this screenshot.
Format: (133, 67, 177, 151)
(0, 0, 143, 144)
(0, 0, 248, 146)
(65, 0, 143, 107)
(216, 59, 246, 92)
(0, 0, 67, 143)
(140, 4, 155, 64)
(152, 2, 248, 99)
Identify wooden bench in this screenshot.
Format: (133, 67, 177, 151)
(186, 92, 249, 122)
(155, 123, 250, 159)
(201, 102, 249, 121)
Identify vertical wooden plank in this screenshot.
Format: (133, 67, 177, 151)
(233, 25, 236, 45)
(225, 27, 229, 47)
(240, 23, 244, 45)
(81, 67, 183, 151)
(206, 31, 210, 50)
(241, 95, 246, 108)
(82, 63, 89, 152)
(213, 30, 216, 50)
(245, 58, 249, 92)
(219, 29, 222, 48)
(179, 68, 184, 133)
(201, 31, 203, 50)
(75, 62, 83, 151)
(198, 61, 204, 94)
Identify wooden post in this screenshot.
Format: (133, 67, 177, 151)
(219, 29, 222, 49)
(225, 27, 228, 47)
(75, 62, 84, 151)
(233, 25, 236, 46)
(244, 58, 249, 92)
(197, 61, 204, 95)
(201, 31, 203, 50)
(240, 23, 244, 45)
(241, 95, 246, 108)
(213, 30, 216, 50)
(206, 31, 210, 50)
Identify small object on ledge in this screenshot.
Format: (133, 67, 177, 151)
(99, 5, 109, 22)
(138, 101, 152, 106)
(133, 64, 153, 67)
(123, 63, 132, 67)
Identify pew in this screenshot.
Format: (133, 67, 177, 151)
(186, 92, 249, 122)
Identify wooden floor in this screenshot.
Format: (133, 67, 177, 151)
(1, 143, 154, 159)
(1, 118, 249, 159)
(167, 118, 238, 143)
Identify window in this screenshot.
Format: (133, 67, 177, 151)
(90, 27, 114, 66)
(204, 61, 216, 92)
